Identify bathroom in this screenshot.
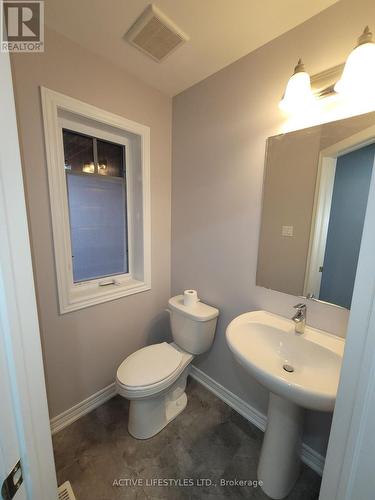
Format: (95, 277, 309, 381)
(1, 0, 375, 499)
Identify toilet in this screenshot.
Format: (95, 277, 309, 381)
(116, 293, 219, 439)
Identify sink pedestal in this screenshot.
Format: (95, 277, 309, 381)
(258, 393, 303, 499)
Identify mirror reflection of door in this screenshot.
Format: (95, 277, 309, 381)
(319, 144, 375, 308)
(257, 111, 375, 310)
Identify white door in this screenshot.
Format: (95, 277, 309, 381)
(0, 50, 58, 499)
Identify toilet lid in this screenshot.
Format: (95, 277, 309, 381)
(117, 342, 183, 387)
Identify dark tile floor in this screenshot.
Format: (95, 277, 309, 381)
(53, 379, 321, 500)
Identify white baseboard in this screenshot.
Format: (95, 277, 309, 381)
(50, 383, 116, 435)
(189, 365, 325, 476)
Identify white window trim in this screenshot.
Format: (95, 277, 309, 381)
(41, 87, 151, 313)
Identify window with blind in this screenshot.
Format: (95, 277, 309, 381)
(63, 129, 128, 283)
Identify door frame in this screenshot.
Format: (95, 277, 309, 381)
(303, 154, 336, 298)
(320, 134, 375, 498)
(0, 50, 57, 498)
(304, 125, 375, 301)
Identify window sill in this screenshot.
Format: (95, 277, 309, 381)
(60, 278, 151, 314)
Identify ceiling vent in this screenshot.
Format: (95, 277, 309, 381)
(125, 4, 189, 62)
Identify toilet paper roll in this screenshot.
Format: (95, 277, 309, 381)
(183, 289, 199, 307)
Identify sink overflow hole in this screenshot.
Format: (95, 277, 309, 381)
(283, 364, 294, 373)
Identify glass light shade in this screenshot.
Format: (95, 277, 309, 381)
(335, 42, 375, 96)
(279, 70, 315, 113)
(335, 27, 375, 100)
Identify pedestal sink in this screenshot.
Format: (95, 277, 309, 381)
(226, 310, 344, 499)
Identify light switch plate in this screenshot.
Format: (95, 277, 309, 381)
(282, 225, 294, 237)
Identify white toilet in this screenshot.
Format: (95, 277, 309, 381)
(116, 293, 219, 439)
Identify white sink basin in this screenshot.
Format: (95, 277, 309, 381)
(226, 310, 344, 411)
(226, 310, 345, 499)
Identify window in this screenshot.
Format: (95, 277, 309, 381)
(63, 130, 128, 283)
(41, 88, 151, 313)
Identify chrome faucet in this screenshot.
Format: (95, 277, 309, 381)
(292, 303, 306, 334)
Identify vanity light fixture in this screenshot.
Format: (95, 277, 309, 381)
(280, 26, 375, 114)
(279, 59, 315, 113)
(335, 26, 375, 97)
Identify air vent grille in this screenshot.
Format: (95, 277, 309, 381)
(125, 4, 189, 62)
(58, 481, 77, 500)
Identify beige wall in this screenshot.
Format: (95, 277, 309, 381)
(258, 110, 375, 297)
(172, 0, 375, 457)
(11, 27, 172, 418)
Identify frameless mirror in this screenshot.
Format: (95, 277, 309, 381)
(257, 111, 375, 309)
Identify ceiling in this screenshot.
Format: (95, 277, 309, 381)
(45, 0, 338, 96)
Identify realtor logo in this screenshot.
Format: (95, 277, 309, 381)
(1, 1, 44, 52)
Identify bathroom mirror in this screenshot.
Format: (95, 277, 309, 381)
(257, 111, 375, 309)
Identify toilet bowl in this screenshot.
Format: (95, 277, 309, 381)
(116, 294, 219, 439)
(117, 342, 193, 439)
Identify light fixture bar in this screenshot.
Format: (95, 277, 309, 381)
(310, 63, 344, 98)
(280, 26, 375, 110)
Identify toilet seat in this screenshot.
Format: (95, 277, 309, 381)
(118, 342, 183, 387)
(116, 343, 192, 399)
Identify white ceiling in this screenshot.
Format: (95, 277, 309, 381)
(45, 0, 338, 96)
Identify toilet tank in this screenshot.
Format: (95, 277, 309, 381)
(168, 295, 219, 354)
